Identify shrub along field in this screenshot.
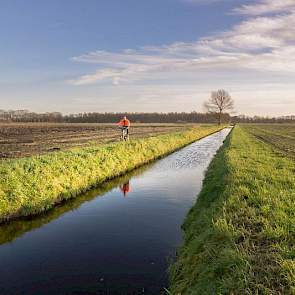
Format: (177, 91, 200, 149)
(0, 125, 224, 222)
(170, 125, 295, 294)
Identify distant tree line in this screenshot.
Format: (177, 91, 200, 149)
(62, 112, 230, 123)
(0, 109, 294, 124)
(231, 115, 295, 124)
(0, 110, 63, 122)
(0, 110, 229, 123)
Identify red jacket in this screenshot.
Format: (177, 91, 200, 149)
(118, 118, 130, 127)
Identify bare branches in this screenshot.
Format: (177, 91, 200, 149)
(204, 89, 234, 125)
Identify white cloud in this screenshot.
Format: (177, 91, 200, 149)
(233, 0, 295, 15)
(68, 0, 295, 107)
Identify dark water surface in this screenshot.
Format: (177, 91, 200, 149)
(0, 128, 231, 295)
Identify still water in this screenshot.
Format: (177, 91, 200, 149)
(0, 128, 231, 295)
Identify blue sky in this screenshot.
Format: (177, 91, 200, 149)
(1, 0, 295, 116)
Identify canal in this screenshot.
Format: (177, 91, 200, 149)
(0, 128, 231, 295)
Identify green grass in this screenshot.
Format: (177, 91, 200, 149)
(0, 164, 150, 245)
(0, 125, 224, 222)
(169, 125, 295, 294)
(242, 124, 295, 159)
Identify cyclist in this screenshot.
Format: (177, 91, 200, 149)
(118, 116, 130, 140)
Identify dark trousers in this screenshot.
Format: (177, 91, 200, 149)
(122, 127, 129, 134)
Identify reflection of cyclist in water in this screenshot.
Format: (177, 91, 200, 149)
(120, 181, 130, 197)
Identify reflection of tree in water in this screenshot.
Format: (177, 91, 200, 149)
(120, 181, 130, 197)
(0, 162, 153, 246)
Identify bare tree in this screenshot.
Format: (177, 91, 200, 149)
(204, 89, 234, 125)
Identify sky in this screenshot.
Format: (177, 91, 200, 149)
(0, 0, 295, 116)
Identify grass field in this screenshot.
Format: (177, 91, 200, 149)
(243, 124, 295, 159)
(0, 122, 196, 158)
(0, 125, 224, 222)
(169, 124, 295, 294)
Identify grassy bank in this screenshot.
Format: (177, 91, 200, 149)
(0, 125, 223, 222)
(0, 164, 149, 245)
(169, 125, 295, 294)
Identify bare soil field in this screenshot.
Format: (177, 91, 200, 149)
(0, 122, 197, 158)
(242, 124, 295, 159)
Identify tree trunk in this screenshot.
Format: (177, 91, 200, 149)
(218, 111, 222, 125)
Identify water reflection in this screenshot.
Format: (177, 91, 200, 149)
(0, 128, 231, 295)
(120, 181, 131, 197)
(0, 165, 150, 246)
